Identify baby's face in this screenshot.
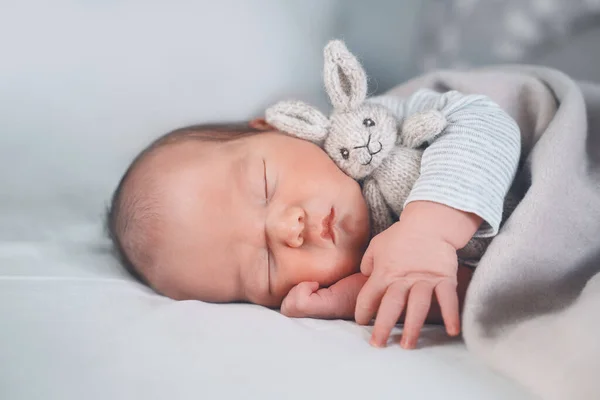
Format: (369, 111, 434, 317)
(147, 131, 370, 307)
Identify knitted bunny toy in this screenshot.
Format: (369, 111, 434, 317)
(265, 40, 448, 235)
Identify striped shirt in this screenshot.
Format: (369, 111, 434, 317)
(369, 89, 521, 238)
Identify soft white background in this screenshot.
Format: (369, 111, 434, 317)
(0, 1, 533, 399)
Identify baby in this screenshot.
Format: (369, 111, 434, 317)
(107, 37, 520, 353)
(108, 104, 519, 350)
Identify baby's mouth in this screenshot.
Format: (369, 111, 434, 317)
(320, 207, 336, 244)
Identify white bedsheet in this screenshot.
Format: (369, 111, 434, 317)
(0, 2, 534, 398)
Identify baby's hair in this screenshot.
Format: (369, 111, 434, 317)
(106, 122, 264, 286)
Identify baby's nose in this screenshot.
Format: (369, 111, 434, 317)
(268, 206, 306, 248)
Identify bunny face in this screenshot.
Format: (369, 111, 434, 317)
(265, 40, 400, 181)
(324, 103, 398, 180)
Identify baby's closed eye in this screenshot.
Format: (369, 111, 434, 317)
(262, 159, 269, 200)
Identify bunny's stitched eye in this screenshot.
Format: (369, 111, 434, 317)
(340, 148, 350, 160)
(363, 118, 375, 127)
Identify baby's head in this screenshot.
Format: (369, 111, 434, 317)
(107, 123, 370, 307)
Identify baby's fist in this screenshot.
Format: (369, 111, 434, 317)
(280, 282, 320, 318)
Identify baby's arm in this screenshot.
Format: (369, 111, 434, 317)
(280, 273, 367, 320)
(359, 90, 521, 348)
(371, 89, 521, 237)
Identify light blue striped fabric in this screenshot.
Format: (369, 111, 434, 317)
(369, 89, 521, 237)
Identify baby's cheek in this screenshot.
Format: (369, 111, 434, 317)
(277, 251, 358, 293)
(340, 251, 362, 276)
(279, 261, 329, 288)
(317, 254, 359, 287)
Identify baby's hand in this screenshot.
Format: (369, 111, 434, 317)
(280, 274, 368, 320)
(280, 281, 321, 318)
(355, 201, 481, 349)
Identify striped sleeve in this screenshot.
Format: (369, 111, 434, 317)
(369, 89, 521, 237)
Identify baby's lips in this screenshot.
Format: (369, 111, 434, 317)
(320, 207, 336, 243)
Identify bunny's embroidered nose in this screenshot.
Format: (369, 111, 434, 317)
(355, 148, 374, 166)
(367, 141, 383, 156)
(353, 133, 383, 165)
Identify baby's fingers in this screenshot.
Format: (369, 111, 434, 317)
(370, 281, 409, 347)
(280, 281, 320, 317)
(296, 281, 321, 295)
(355, 273, 388, 325)
(359, 246, 375, 276)
(435, 280, 460, 336)
(400, 281, 434, 349)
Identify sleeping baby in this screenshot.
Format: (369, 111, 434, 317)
(106, 41, 521, 350)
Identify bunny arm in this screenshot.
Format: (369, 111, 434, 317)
(362, 177, 395, 236)
(401, 109, 448, 149)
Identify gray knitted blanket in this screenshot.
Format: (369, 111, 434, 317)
(387, 66, 600, 399)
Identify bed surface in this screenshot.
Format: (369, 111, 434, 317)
(0, 214, 532, 399)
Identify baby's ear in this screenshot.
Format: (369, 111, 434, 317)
(265, 100, 330, 143)
(323, 40, 368, 112)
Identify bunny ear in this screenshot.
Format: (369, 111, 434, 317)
(265, 100, 330, 143)
(323, 40, 368, 112)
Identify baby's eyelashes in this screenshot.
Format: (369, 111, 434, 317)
(262, 159, 278, 203)
(243, 156, 270, 203)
